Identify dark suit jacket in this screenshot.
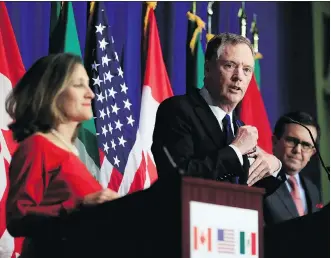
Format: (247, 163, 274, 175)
(151, 89, 250, 184)
(263, 170, 321, 226)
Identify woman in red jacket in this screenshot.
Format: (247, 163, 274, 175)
(5, 53, 118, 257)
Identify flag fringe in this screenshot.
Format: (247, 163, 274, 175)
(144, 2, 157, 34)
(255, 52, 263, 60)
(206, 33, 214, 43)
(187, 11, 205, 54)
(90, 1, 96, 14)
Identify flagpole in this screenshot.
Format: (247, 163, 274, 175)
(192, 1, 196, 15)
(207, 1, 214, 34)
(237, 1, 247, 38)
(250, 14, 259, 54)
(250, 13, 263, 90)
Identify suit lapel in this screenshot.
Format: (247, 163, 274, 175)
(275, 180, 299, 217)
(301, 176, 318, 213)
(189, 89, 224, 148)
(188, 90, 248, 181)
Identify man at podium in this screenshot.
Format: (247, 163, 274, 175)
(152, 33, 282, 186)
(263, 111, 322, 225)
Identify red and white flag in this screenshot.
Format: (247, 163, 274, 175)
(193, 226, 212, 252)
(100, 4, 174, 194)
(137, 5, 174, 189)
(0, 2, 25, 257)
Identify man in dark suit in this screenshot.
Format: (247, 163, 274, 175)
(263, 111, 322, 225)
(152, 33, 282, 186)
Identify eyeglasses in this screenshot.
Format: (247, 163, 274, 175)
(283, 136, 315, 152)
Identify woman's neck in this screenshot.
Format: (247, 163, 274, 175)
(54, 122, 78, 144)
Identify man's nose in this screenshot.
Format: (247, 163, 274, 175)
(292, 143, 302, 154)
(232, 68, 244, 81)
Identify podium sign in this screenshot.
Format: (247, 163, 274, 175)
(190, 201, 259, 258)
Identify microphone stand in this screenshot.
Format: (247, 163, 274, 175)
(162, 146, 185, 176)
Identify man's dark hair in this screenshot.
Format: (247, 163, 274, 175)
(273, 111, 321, 142)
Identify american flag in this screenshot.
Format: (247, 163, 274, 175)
(217, 229, 235, 254)
(86, 2, 144, 194)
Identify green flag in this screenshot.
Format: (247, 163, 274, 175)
(49, 2, 100, 178)
(254, 58, 261, 90)
(186, 12, 205, 93)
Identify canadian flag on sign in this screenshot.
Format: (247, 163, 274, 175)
(193, 226, 212, 252)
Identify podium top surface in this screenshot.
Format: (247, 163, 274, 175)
(182, 176, 266, 195)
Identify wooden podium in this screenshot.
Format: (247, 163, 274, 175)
(33, 173, 265, 258)
(264, 203, 330, 258)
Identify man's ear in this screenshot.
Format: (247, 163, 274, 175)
(311, 147, 317, 156)
(204, 61, 210, 76)
(272, 135, 278, 145)
(306, 148, 316, 163)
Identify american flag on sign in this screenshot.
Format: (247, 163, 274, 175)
(217, 229, 235, 254)
(86, 2, 147, 195)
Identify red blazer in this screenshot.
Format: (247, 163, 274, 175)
(6, 134, 102, 238)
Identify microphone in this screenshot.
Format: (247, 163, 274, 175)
(162, 146, 185, 175)
(283, 116, 330, 180)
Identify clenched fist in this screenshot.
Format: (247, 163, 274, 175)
(83, 188, 120, 206)
(231, 126, 258, 155)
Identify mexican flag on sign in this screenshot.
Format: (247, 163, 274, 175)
(240, 231, 257, 255)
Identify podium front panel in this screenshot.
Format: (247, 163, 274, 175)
(181, 177, 265, 258)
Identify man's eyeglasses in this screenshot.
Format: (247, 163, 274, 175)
(283, 136, 315, 152)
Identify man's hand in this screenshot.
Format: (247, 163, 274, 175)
(232, 126, 258, 155)
(247, 150, 281, 186)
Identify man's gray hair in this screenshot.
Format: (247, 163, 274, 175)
(205, 33, 254, 61)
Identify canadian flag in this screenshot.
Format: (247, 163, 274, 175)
(137, 5, 174, 188)
(0, 2, 25, 257)
(193, 226, 212, 252)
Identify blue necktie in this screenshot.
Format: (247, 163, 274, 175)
(222, 114, 239, 184)
(222, 114, 234, 145)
